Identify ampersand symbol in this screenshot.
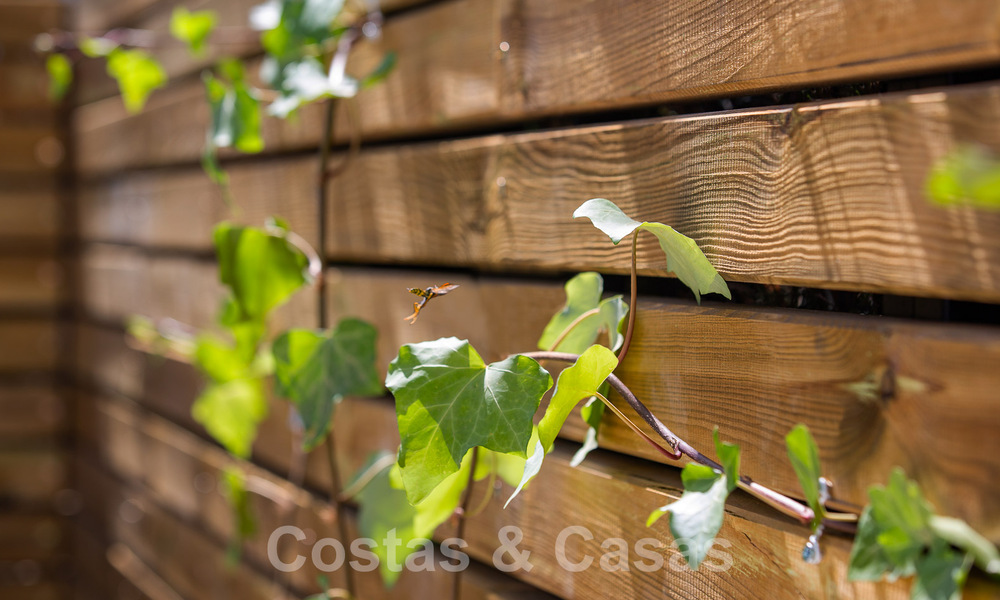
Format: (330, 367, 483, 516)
(492, 525, 533, 572)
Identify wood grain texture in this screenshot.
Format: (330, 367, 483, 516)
(90, 391, 914, 600)
(0, 385, 65, 437)
(73, 0, 1000, 173)
(324, 83, 1000, 301)
(0, 256, 62, 310)
(79, 406, 554, 600)
(78, 156, 320, 250)
(0, 320, 58, 372)
(78, 243, 319, 332)
(73, 256, 1000, 538)
(0, 2, 62, 44)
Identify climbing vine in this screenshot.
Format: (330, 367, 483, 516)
(43, 3, 1000, 599)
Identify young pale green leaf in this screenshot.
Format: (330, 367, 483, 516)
(272, 318, 381, 450)
(213, 223, 309, 323)
(911, 544, 971, 600)
(385, 337, 551, 504)
(222, 466, 256, 564)
(106, 48, 167, 113)
(574, 198, 731, 304)
(713, 429, 740, 494)
(849, 506, 904, 581)
(258, 0, 346, 58)
(785, 424, 825, 527)
(192, 378, 267, 458)
(195, 334, 250, 382)
(929, 516, 1000, 576)
(570, 392, 606, 467)
(46, 53, 72, 101)
(268, 57, 358, 118)
(79, 37, 118, 58)
(573, 198, 643, 244)
(170, 7, 217, 56)
(647, 463, 730, 570)
(537, 272, 628, 354)
(505, 346, 617, 507)
(204, 71, 264, 154)
(638, 222, 731, 303)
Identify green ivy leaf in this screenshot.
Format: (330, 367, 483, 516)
(647, 463, 731, 570)
(106, 48, 167, 113)
(912, 544, 971, 600)
(267, 57, 358, 118)
(785, 424, 825, 528)
(46, 53, 72, 101)
(192, 378, 266, 458)
(204, 68, 264, 154)
(929, 516, 1000, 576)
(222, 466, 255, 563)
(195, 333, 250, 382)
(79, 37, 117, 58)
(213, 223, 309, 324)
(848, 468, 934, 581)
(574, 198, 731, 303)
(385, 337, 551, 504)
(506, 346, 616, 506)
(273, 319, 382, 450)
(538, 272, 627, 353)
(257, 0, 346, 59)
(170, 7, 217, 56)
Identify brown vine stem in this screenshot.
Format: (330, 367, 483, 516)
(616, 233, 639, 364)
(452, 446, 479, 600)
(519, 351, 820, 526)
(324, 430, 356, 596)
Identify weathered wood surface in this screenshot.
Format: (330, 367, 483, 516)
(74, 0, 1000, 173)
(90, 391, 915, 600)
(0, 63, 51, 111)
(79, 243, 318, 331)
(0, 320, 58, 372)
(0, 256, 62, 310)
(0, 126, 63, 174)
(0, 514, 65, 559)
(73, 253, 1000, 538)
(79, 83, 1000, 301)
(0, 2, 62, 45)
(0, 385, 65, 437)
(0, 447, 66, 506)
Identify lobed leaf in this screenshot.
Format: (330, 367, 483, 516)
(386, 337, 551, 504)
(647, 464, 730, 570)
(106, 48, 167, 113)
(213, 223, 310, 324)
(911, 544, 970, 600)
(273, 319, 381, 450)
(537, 272, 627, 354)
(170, 7, 217, 56)
(192, 378, 267, 458)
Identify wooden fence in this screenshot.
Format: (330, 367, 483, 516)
(31, 0, 1000, 597)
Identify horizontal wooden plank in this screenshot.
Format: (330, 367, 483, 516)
(0, 127, 64, 174)
(90, 391, 916, 600)
(322, 268, 1000, 537)
(325, 82, 1000, 301)
(0, 514, 66, 560)
(73, 254, 1000, 537)
(0, 256, 62, 309)
(74, 0, 1000, 173)
(0, 2, 62, 44)
(0, 320, 59, 372)
(78, 156, 320, 250)
(0, 63, 51, 111)
(78, 83, 1000, 301)
(0, 385, 65, 437)
(0, 185, 60, 246)
(0, 448, 66, 506)
(79, 243, 319, 331)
